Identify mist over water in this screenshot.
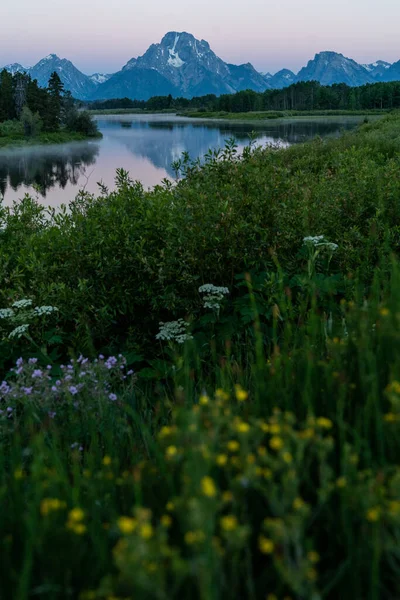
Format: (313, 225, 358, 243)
(0, 114, 367, 207)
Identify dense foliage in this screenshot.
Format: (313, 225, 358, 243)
(1, 114, 400, 599)
(88, 79, 400, 113)
(0, 69, 99, 141)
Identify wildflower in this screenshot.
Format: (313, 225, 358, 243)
(108, 393, 117, 402)
(68, 386, 78, 396)
(336, 476, 347, 488)
(166, 502, 175, 512)
(22, 387, 32, 395)
(293, 497, 305, 510)
(69, 523, 86, 535)
(259, 536, 274, 554)
(384, 413, 398, 423)
(220, 515, 238, 531)
(0, 308, 15, 319)
(236, 421, 250, 434)
(139, 523, 153, 539)
(156, 319, 193, 343)
(199, 394, 209, 405)
(257, 446, 267, 456)
(235, 385, 248, 402)
(41, 498, 66, 516)
(161, 514, 172, 527)
(267, 595, 278, 600)
(199, 284, 229, 312)
(216, 454, 228, 466)
(9, 324, 30, 339)
(227, 440, 240, 452)
(117, 516, 137, 534)
(68, 508, 85, 522)
(366, 507, 381, 522)
(184, 530, 205, 544)
(388, 501, 400, 516)
(14, 468, 24, 480)
(222, 491, 233, 502)
(201, 476, 217, 498)
(166, 445, 178, 458)
(282, 452, 293, 464)
(380, 307, 390, 317)
(269, 436, 284, 451)
(308, 551, 320, 563)
(102, 455, 112, 466)
(269, 424, 281, 434)
(316, 417, 333, 429)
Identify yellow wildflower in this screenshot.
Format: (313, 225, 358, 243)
(166, 445, 178, 458)
(216, 454, 228, 466)
(236, 421, 250, 434)
(166, 502, 175, 512)
(201, 476, 217, 498)
(282, 452, 293, 464)
(102, 455, 112, 466)
(68, 508, 85, 522)
(366, 507, 380, 522)
(384, 413, 398, 423)
(235, 385, 248, 402)
(316, 417, 333, 429)
(14, 468, 24, 480)
(306, 567, 318, 581)
(269, 424, 281, 434)
(380, 307, 390, 317)
(269, 436, 284, 451)
(336, 476, 347, 488)
(259, 536, 274, 554)
(293, 497, 305, 510)
(199, 394, 209, 405)
(220, 515, 238, 531)
(227, 440, 240, 452)
(388, 501, 400, 516)
(158, 426, 173, 438)
(40, 498, 66, 516)
(307, 551, 320, 564)
(161, 514, 172, 527)
(267, 595, 278, 600)
(117, 516, 137, 534)
(70, 523, 86, 535)
(257, 446, 267, 456)
(139, 523, 153, 539)
(222, 491, 233, 502)
(215, 389, 229, 401)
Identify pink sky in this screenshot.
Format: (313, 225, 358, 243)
(1, 0, 399, 74)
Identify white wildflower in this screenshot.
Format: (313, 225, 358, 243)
(34, 306, 59, 316)
(199, 284, 229, 313)
(156, 319, 193, 344)
(0, 308, 15, 319)
(12, 299, 33, 309)
(9, 324, 30, 339)
(303, 235, 338, 252)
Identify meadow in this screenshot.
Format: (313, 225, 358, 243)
(1, 113, 400, 599)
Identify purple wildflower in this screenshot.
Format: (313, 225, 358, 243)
(28, 358, 38, 365)
(23, 387, 33, 395)
(109, 393, 117, 402)
(16, 357, 23, 367)
(69, 386, 78, 396)
(32, 369, 43, 379)
(48, 411, 56, 419)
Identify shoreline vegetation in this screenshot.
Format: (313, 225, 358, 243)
(2, 114, 400, 598)
(0, 69, 100, 150)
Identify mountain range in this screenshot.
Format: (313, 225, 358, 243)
(2, 32, 400, 101)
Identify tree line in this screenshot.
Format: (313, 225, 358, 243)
(89, 80, 400, 113)
(0, 70, 98, 137)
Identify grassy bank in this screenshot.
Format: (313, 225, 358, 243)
(0, 129, 102, 149)
(1, 113, 400, 599)
(89, 108, 177, 116)
(177, 108, 391, 120)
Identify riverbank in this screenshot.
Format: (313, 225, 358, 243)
(177, 108, 391, 120)
(0, 129, 102, 149)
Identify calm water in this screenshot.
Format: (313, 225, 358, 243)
(0, 114, 370, 207)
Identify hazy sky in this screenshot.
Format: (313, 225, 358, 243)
(1, 0, 400, 75)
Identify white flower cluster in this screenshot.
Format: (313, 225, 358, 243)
(9, 324, 30, 339)
(12, 299, 33, 309)
(0, 308, 15, 319)
(199, 284, 230, 312)
(34, 305, 59, 316)
(156, 319, 193, 344)
(303, 235, 338, 252)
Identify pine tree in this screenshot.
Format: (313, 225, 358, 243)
(46, 72, 65, 131)
(0, 70, 15, 121)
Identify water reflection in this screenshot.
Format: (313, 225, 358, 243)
(0, 142, 100, 200)
(0, 114, 368, 206)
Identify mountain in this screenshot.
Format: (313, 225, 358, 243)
(268, 69, 296, 89)
(378, 60, 400, 83)
(296, 51, 374, 87)
(92, 32, 269, 100)
(92, 68, 180, 101)
(2, 63, 28, 75)
(226, 63, 269, 93)
(363, 60, 391, 80)
(29, 54, 96, 99)
(89, 73, 112, 85)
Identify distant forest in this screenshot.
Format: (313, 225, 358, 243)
(0, 70, 98, 137)
(88, 80, 400, 113)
